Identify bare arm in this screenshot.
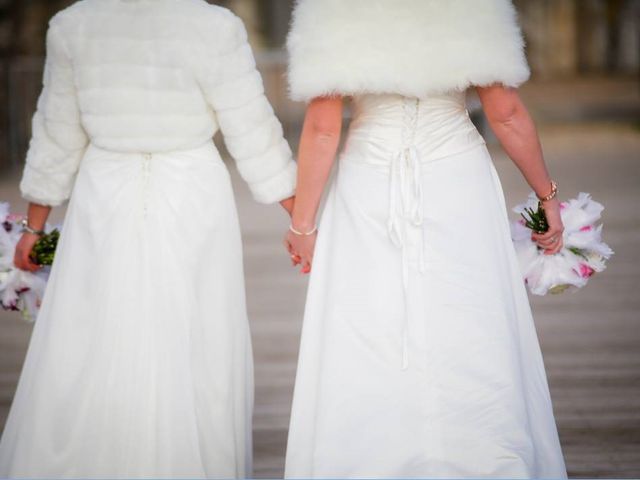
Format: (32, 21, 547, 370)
(477, 84, 563, 254)
(477, 85, 551, 195)
(285, 97, 344, 273)
(14, 202, 52, 271)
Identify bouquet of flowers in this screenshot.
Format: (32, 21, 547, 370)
(0, 202, 59, 321)
(511, 192, 614, 296)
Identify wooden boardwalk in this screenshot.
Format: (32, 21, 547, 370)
(1, 122, 639, 477)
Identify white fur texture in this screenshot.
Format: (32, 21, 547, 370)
(21, 0, 296, 206)
(287, 0, 530, 101)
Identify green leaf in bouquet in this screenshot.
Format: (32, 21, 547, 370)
(29, 229, 60, 266)
(567, 246, 589, 261)
(520, 201, 549, 234)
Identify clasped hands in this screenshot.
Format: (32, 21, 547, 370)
(280, 196, 316, 275)
(284, 226, 316, 275)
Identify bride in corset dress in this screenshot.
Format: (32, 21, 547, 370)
(0, 0, 297, 478)
(283, 1, 567, 478)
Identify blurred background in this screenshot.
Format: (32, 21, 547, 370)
(0, 0, 639, 478)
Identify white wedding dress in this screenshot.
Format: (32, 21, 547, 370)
(0, 143, 254, 478)
(285, 93, 567, 478)
(0, 1, 297, 477)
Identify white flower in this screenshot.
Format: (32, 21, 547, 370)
(0, 202, 10, 223)
(510, 192, 613, 296)
(0, 202, 53, 322)
(512, 192, 540, 216)
(561, 193, 604, 232)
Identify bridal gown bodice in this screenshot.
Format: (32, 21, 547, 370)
(344, 93, 485, 163)
(344, 93, 486, 265)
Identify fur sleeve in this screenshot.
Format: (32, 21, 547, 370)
(287, 0, 530, 102)
(20, 16, 89, 207)
(201, 11, 296, 204)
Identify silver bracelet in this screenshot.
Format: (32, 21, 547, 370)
(20, 218, 45, 236)
(289, 224, 318, 236)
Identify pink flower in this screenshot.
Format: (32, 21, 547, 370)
(577, 263, 595, 278)
(579, 225, 593, 232)
(7, 214, 25, 222)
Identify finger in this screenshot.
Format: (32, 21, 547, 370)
(16, 249, 37, 272)
(13, 250, 23, 269)
(25, 253, 40, 271)
(536, 231, 562, 244)
(15, 255, 29, 271)
(534, 226, 562, 238)
(286, 244, 300, 264)
(16, 260, 37, 272)
(531, 230, 559, 242)
(537, 237, 558, 248)
(548, 240, 564, 255)
(298, 255, 311, 273)
(536, 243, 553, 250)
(543, 240, 563, 255)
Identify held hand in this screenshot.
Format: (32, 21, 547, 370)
(531, 198, 564, 255)
(14, 233, 42, 272)
(279, 196, 295, 217)
(284, 229, 317, 274)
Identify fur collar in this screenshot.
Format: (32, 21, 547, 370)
(287, 0, 530, 101)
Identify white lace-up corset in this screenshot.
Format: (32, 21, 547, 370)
(344, 92, 485, 163)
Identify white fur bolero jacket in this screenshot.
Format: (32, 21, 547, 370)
(287, 0, 530, 102)
(21, 0, 296, 206)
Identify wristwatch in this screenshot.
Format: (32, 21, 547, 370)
(20, 218, 46, 236)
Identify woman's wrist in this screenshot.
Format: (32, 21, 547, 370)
(291, 214, 316, 231)
(20, 218, 45, 236)
(25, 203, 52, 234)
(290, 220, 317, 235)
(535, 180, 558, 202)
(289, 223, 318, 236)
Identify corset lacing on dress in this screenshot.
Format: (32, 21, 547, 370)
(343, 93, 486, 370)
(390, 97, 427, 370)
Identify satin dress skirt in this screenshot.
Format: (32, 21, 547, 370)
(0, 141, 253, 479)
(285, 93, 567, 479)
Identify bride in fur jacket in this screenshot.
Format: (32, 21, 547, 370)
(284, 0, 567, 478)
(0, 0, 295, 478)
